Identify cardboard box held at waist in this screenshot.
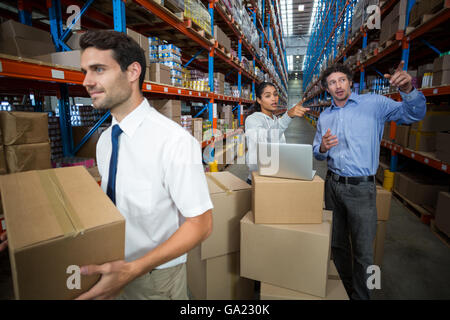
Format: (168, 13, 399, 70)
(0, 166, 125, 299)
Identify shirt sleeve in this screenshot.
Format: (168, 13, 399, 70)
(378, 88, 427, 124)
(163, 133, 213, 218)
(278, 111, 293, 131)
(313, 117, 328, 161)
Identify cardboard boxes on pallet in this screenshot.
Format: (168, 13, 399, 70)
(0, 166, 125, 299)
(213, 25, 231, 52)
(395, 125, 410, 148)
(408, 111, 450, 152)
(240, 210, 332, 297)
(148, 63, 171, 84)
(150, 99, 181, 119)
(32, 50, 81, 69)
(187, 172, 254, 300)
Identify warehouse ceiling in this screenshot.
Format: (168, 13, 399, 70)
(280, 0, 316, 78)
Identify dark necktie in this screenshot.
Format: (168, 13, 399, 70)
(107, 124, 123, 204)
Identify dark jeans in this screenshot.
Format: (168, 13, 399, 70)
(325, 175, 377, 300)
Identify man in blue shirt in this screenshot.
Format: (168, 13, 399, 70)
(313, 62, 426, 300)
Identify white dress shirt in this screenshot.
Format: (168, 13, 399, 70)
(96, 98, 213, 269)
(245, 111, 292, 181)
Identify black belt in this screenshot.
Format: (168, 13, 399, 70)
(327, 170, 374, 185)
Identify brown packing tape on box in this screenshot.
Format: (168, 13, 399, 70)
(5, 142, 52, 173)
(0, 111, 49, 145)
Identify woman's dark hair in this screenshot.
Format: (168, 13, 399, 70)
(251, 82, 276, 113)
(320, 63, 353, 89)
(80, 30, 147, 90)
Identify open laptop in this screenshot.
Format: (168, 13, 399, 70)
(257, 142, 316, 180)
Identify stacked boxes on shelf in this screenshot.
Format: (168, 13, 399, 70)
(380, 0, 407, 44)
(436, 131, 450, 163)
(408, 110, 450, 152)
(70, 105, 107, 127)
(158, 44, 184, 87)
(184, 69, 209, 92)
(180, 115, 192, 134)
(214, 72, 225, 95)
(0, 111, 51, 173)
(220, 105, 233, 129)
(187, 172, 254, 299)
(213, 25, 231, 53)
(432, 53, 450, 87)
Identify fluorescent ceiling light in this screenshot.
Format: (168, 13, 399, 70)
(296, 56, 300, 59)
(298, 5, 304, 12)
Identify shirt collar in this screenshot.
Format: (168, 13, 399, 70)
(331, 92, 359, 109)
(111, 98, 150, 138)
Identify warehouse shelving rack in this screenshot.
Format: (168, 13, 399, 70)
(301, 0, 450, 177)
(0, 0, 288, 158)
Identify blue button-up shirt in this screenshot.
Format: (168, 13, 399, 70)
(313, 90, 426, 177)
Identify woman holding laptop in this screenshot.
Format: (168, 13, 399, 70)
(245, 82, 309, 184)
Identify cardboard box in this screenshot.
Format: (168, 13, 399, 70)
(0, 145, 6, 175)
(0, 36, 55, 58)
(240, 210, 332, 297)
(0, 111, 49, 145)
(433, 55, 450, 72)
(203, 172, 251, 260)
(171, 116, 181, 124)
(432, 70, 450, 87)
(395, 125, 410, 147)
(32, 50, 81, 69)
(149, 63, 171, 84)
(260, 277, 348, 300)
(187, 248, 254, 300)
(213, 26, 231, 52)
(412, 112, 450, 131)
(252, 172, 324, 224)
(0, 20, 54, 43)
(408, 130, 436, 152)
(126, 28, 141, 46)
(150, 99, 181, 118)
(0, 166, 125, 299)
(5, 142, 52, 173)
(72, 126, 108, 159)
(436, 132, 450, 163)
(435, 192, 450, 237)
(394, 172, 449, 208)
(376, 186, 392, 221)
(374, 220, 387, 266)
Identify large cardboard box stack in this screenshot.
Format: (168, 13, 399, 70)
(435, 192, 450, 237)
(394, 172, 449, 208)
(0, 166, 125, 299)
(0, 20, 55, 58)
(436, 131, 450, 163)
(187, 172, 254, 300)
(432, 54, 450, 87)
(379, 0, 407, 44)
(241, 171, 338, 299)
(150, 99, 181, 122)
(220, 105, 233, 128)
(374, 186, 392, 266)
(408, 111, 450, 152)
(148, 63, 171, 84)
(0, 111, 52, 173)
(241, 210, 334, 298)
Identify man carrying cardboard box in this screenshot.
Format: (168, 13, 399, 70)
(77, 30, 213, 300)
(313, 62, 426, 300)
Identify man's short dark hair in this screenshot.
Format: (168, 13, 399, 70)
(320, 64, 353, 89)
(80, 30, 147, 90)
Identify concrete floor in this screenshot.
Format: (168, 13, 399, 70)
(226, 116, 450, 300)
(1, 117, 449, 300)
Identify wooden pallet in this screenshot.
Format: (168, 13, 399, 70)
(216, 41, 231, 58)
(430, 219, 450, 248)
(184, 18, 215, 44)
(392, 189, 434, 225)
